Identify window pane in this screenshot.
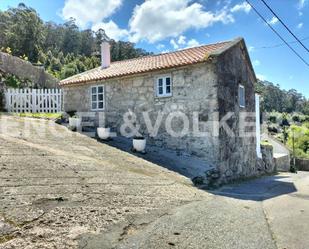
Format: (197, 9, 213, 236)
(92, 87, 97, 94)
(166, 77, 171, 85)
(98, 94, 104, 101)
(159, 86, 163, 95)
(166, 85, 171, 94)
(98, 86, 103, 93)
(92, 95, 97, 101)
(98, 102, 104, 109)
(239, 86, 245, 107)
(158, 78, 163, 86)
(92, 102, 97, 109)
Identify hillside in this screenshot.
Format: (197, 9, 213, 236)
(0, 3, 151, 80)
(256, 80, 309, 115)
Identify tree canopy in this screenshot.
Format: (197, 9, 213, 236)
(256, 80, 308, 115)
(0, 3, 151, 79)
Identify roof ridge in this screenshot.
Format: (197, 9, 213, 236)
(60, 37, 241, 86)
(110, 39, 234, 65)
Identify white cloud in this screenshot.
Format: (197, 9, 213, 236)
(156, 44, 165, 50)
(128, 0, 234, 43)
(256, 74, 266, 81)
(92, 21, 129, 41)
(186, 39, 200, 48)
(170, 35, 200, 50)
(170, 39, 179, 49)
(297, 22, 304, 29)
(160, 50, 170, 54)
(248, 46, 255, 52)
(267, 17, 279, 25)
(178, 35, 187, 45)
(298, 0, 307, 9)
(61, 0, 123, 28)
(231, 2, 251, 13)
(253, 59, 260, 67)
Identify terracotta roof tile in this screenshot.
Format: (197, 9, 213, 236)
(59, 40, 234, 86)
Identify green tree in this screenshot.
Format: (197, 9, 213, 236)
(62, 18, 80, 55)
(288, 125, 309, 158)
(4, 3, 45, 62)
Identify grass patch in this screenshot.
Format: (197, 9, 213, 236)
(14, 112, 62, 120)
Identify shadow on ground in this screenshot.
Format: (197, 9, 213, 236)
(210, 175, 297, 201)
(97, 135, 213, 180)
(95, 135, 298, 202)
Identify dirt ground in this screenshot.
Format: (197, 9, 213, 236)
(0, 115, 207, 248)
(0, 115, 308, 249)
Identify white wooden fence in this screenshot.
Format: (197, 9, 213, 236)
(5, 88, 62, 113)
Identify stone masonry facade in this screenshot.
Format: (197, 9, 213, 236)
(62, 41, 272, 185)
(64, 62, 220, 169)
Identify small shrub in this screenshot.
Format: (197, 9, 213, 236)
(66, 110, 77, 117)
(268, 115, 277, 123)
(267, 125, 278, 133)
(290, 165, 297, 173)
(292, 115, 300, 123)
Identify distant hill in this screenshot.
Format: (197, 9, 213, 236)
(0, 3, 151, 80)
(256, 79, 309, 115)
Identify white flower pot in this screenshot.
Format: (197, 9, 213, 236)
(69, 117, 81, 128)
(97, 127, 110, 140)
(133, 137, 146, 152)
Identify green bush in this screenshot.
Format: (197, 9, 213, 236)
(268, 115, 277, 123)
(287, 125, 309, 158)
(267, 125, 278, 133)
(292, 115, 300, 123)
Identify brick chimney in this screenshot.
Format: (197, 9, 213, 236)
(101, 41, 111, 69)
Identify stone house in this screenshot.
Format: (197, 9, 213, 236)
(59, 37, 268, 184)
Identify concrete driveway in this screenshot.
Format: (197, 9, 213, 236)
(0, 115, 308, 249)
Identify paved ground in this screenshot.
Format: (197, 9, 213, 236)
(0, 115, 308, 249)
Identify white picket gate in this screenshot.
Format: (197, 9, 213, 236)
(5, 88, 62, 113)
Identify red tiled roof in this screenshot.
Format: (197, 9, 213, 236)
(59, 39, 235, 86)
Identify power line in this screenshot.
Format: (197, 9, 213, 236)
(245, 0, 309, 67)
(256, 36, 309, 49)
(260, 0, 309, 53)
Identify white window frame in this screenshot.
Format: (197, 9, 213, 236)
(239, 84, 245, 108)
(156, 75, 172, 97)
(91, 85, 105, 111)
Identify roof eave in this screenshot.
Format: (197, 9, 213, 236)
(59, 60, 211, 87)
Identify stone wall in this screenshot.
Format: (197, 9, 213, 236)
(215, 41, 262, 183)
(274, 154, 290, 172)
(63, 63, 220, 168)
(62, 40, 270, 186)
(0, 52, 59, 88)
(260, 144, 275, 173)
(295, 158, 309, 171)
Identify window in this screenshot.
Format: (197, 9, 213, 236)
(91, 85, 105, 110)
(156, 76, 172, 97)
(239, 84, 245, 108)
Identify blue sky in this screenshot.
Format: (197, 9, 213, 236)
(0, 0, 308, 97)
